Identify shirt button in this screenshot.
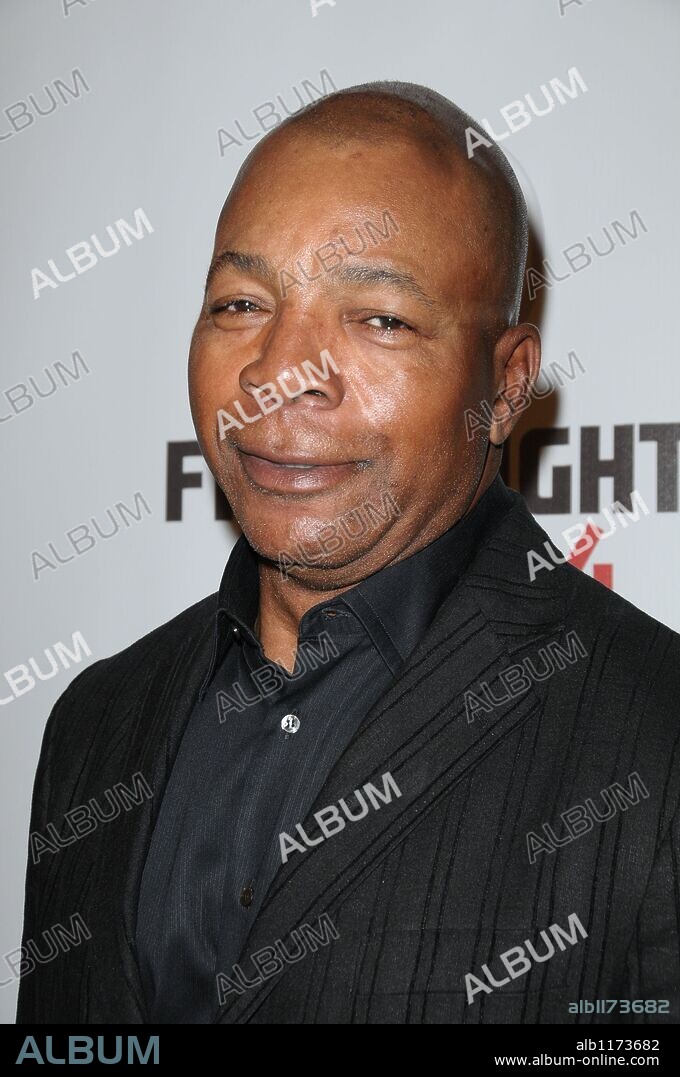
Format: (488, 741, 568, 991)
(281, 714, 300, 734)
(231, 625, 242, 641)
(239, 883, 254, 907)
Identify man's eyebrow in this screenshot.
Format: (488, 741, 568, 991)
(331, 262, 437, 308)
(205, 250, 276, 291)
(205, 250, 437, 308)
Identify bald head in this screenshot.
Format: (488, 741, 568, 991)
(227, 80, 528, 326)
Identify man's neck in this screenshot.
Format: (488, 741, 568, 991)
(256, 561, 354, 672)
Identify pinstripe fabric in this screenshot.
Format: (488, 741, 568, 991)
(16, 486, 680, 1024)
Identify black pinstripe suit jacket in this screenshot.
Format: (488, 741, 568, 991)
(16, 486, 680, 1024)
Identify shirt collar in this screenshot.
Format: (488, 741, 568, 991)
(336, 474, 514, 670)
(200, 475, 514, 695)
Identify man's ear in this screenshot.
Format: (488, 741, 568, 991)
(488, 323, 541, 446)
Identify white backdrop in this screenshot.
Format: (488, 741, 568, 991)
(2, 0, 678, 1022)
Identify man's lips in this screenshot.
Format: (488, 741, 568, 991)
(235, 447, 363, 493)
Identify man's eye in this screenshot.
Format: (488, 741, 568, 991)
(210, 299, 262, 315)
(364, 315, 411, 332)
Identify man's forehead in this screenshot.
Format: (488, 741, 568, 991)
(210, 103, 523, 322)
(215, 132, 481, 249)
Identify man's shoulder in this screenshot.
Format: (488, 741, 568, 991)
(114, 591, 219, 658)
(561, 559, 680, 671)
(56, 590, 219, 709)
(470, 489, 680, 660)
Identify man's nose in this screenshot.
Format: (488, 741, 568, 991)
(238, 314, 344, 411)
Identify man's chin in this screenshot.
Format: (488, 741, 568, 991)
(245, 535, 352, 573)
(224, 472, 404, 579)
(239, 527, 376, 585)
(266, 554, 378, 591)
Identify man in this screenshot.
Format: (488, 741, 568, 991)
(17, 82, 680, 1024)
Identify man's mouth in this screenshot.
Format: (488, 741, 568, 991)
(235, 446, 363, 494)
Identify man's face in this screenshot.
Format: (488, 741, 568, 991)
(189, 132, 500, 586)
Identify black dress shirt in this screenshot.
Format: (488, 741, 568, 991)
(135, 476, 514, 1022)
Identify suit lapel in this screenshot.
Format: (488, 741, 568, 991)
(217, 498, 570, 1023)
